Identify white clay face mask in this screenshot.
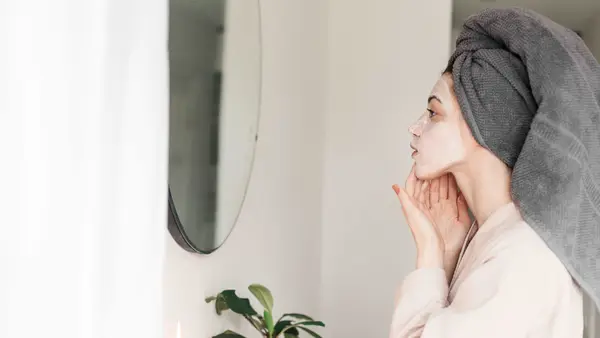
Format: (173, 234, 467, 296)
(414, 76, 466, 174)
(430, 77, 453, 105)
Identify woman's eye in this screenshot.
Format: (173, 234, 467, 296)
(427, 108, 436, 118)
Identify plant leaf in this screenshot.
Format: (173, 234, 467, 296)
(245, 315, 265, 332)
(283, 334, 299, 338)
(205, 296, 217, 303)
(280, 321, 325, 337)
(220, 290, 258, 316)
(215, 295, 229, 315)
(264, 310, 274, 335)
(282, 326, 299, 336)
(293, 320, 325, 327)
(248, 284, 274, 313)
(212, 329, 247, 338)
(296, 326, 322, 338)
(273, 320, 292, 337)
(277, 313, 313, 323)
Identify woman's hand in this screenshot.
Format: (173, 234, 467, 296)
(392, 165, 444, 270)
(426, 173, 472, 281)
(393, 165, 472, 279)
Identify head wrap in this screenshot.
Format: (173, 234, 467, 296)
(448, 7, 600, 308)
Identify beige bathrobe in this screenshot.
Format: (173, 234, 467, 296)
(389, 203, 583, 338)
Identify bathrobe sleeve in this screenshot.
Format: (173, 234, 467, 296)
(389, 253, 562, 338)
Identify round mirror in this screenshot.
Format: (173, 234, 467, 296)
(167, 0, 261, 254)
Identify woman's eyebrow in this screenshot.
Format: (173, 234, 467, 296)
(428, 95, 443, 104)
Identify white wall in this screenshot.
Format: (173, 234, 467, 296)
(165, 0, 454, 336)
(162, 1, 327, 337)
(321, 1, 452, 337)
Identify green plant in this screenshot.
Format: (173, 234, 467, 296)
(205, 283, 325, 338)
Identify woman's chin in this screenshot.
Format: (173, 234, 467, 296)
(414, 163, 444, 181)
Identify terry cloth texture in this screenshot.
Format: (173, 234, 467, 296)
(448, 7, 600, 309)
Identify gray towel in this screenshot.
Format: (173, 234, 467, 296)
(448, 7, 600, 309)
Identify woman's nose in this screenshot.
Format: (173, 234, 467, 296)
(409, 114, 426, 136)
(408, 120, 422, 136)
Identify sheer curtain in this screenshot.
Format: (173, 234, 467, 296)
(0, 1, 168, 337)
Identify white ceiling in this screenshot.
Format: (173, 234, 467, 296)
(453, 0, 600, 31)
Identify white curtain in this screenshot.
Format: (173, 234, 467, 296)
(0, 1, 168, 337)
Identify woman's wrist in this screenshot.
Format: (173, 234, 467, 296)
(416, 242, 444, 269)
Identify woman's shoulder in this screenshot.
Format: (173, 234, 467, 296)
(462, 204, 580, 297)
(488, 219, 577, 289)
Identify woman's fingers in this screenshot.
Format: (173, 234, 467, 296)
(393, 184, 439, 246)
(393, 184, 418, 223)
(414, 178, 422, 199)
(430, 177, 439, 204)
(457, 192, 471, 225)
(424, 181, 431, 209)
(419, 180, 429, 205)
(405, 164, 417, 196)
(440, 174, 448, 199)
(448, 174, 458, 202)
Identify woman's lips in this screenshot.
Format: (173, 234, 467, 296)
(410, 145, 418, 158)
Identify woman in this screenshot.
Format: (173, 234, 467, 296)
(388, 7, 600, 338)
(389, 72, 582, 338)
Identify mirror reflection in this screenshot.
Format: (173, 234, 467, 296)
(167, 0, 261, 254)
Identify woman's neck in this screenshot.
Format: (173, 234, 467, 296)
(451, 150, 513, 227)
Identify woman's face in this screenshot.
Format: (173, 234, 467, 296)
(408, 73, 472, 179)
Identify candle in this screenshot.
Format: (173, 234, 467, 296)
(176, 321, 181, 338)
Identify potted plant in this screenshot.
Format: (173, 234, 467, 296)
(205, 283, 325, 338)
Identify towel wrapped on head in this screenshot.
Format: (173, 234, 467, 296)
(447, 7, 600, 309)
